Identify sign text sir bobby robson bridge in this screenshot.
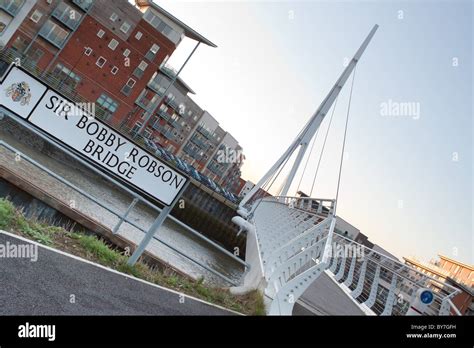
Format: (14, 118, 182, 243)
(0, 65, 187, 206)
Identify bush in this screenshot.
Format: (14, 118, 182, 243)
(0, 198, 16, 230)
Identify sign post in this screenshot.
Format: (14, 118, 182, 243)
(127, 180, 190, 266)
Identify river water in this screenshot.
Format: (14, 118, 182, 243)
(0, 118, 245, 287)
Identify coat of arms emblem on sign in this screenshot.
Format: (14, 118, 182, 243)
(5, 81, 32, 106)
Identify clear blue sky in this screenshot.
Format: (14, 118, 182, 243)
(157, 0, 472, 265)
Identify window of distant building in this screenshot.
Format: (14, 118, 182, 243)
(111, 66, 119, 75)
(120, 22, 131, 34)
(97, 29, 105, 38)
(145, 43, 160, 61)
(135, 31, 143, 40)
(121, 78, 136, 96)
(96, 56, 106, 68)
(97, 94, 118, 115)
(108, 39, 118, 50)
(123, 48, 130, 57)
(109, 12, 118, 22)
(143, 9, 182, 44)
(133, 60, 148, 78)
(30, 9, 43, 23)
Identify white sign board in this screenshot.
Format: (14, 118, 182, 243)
(0, 66, 47, 118)
(0, 66, 187, 206)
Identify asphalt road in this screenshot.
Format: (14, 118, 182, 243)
(0, 232, 234, 315)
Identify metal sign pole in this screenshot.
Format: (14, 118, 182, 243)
(127, 181, 190, 266)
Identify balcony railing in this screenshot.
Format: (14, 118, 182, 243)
(196, 126, 214, 140)
(190, 135, 210, 150)
(72, 0, 94, 12)
(159, 64, 178, 79)
(158, 109, 170, 121)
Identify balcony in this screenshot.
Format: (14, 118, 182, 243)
(196, 126, 214, 140)
(159, 64, 178, 79)
(52, 2, 82, 30)
(72, 0, 93, 12)
(39, 20, 70, 48)
(158, 109, 170, 121)
(164, 97, 181, 112)
(190, 135, 210, 150)
(162, 129, 175, 140)
(0, 0, 23, 16)
(147, 80, 165, 96)
(183, 145, 202, 160)
(169, 118, 182, 130)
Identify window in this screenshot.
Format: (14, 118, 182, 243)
(72, 0, 93, 11)
(143, 9, 182, 44)
(111, 66, 119, 75)
(133, 60, 148, 78)
(121, 78, 136, 96)
(97, 94, 118, 114)
(30, 9, 42, 23)
(120, 22, 131, 34)
(52, 2, 82, 29)
(84, 47, 92, 56)
(96, 56, 106, 68)
(123, 48, 130, 57)
(109, 13, 118, 22)
(108, 39, 118, 50)
(131, 122, 142, 135)
(39, 19, 69, 48)
(52, 63, 81, 89)
(97, 29, 105, 38)
(135, 31, 143, 40)
(145, 43, 160, 61)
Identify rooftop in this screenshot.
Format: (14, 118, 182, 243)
(135, 0, 217, 48)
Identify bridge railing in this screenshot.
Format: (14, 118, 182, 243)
(244, 196, 336, 314)
(327, 234, 462, 316)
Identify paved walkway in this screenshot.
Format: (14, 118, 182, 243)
(0, 232, 235, 315)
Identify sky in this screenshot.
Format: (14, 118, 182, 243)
(153, 0, 472, 265)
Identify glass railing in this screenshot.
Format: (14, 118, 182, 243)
(52, 2, 82, 30)
(39, 20, 69, 48)
(0, 0, 23, 16)
(72, 0, 93, 12)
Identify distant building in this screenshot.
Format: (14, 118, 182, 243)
(238, 180, 271, 201)
(404, 256, 473, 315)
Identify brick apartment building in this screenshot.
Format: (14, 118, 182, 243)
(404, 255, 473, 315)
(0, 0, 244, 192)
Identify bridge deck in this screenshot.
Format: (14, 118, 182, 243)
(293, 272, 364, 315)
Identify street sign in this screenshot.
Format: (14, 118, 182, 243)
(0, 65, 188, 206)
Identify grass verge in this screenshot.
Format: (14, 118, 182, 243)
(0, 197, 265, 315)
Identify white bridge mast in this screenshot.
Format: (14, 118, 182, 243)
(240, 24, 379, 208)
